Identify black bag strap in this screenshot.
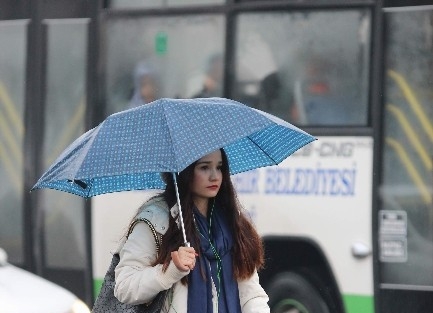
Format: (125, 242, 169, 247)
(124, 217, 169, 310)
(127, 217, 162, 255)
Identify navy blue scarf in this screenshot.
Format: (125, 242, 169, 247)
(187, 202, 242, 313)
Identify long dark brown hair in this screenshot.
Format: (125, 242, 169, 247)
(152, 149, 264, 283)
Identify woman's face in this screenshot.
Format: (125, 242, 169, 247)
(191, 150, 223, 202)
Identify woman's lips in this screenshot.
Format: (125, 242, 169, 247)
(206, 185, 219, 190)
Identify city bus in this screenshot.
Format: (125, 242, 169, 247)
(0, 1, 432, 313)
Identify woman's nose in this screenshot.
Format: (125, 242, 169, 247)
(209, 169, 218, 180)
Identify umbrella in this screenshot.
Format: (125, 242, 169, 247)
(32, 97, 316, 244)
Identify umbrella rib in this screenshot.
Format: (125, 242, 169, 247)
(161, 102, 180, 169)
(246, 135, 278, 165)
(69, 124, 103, 181)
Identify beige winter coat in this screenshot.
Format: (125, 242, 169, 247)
(114, 197, 270, 313)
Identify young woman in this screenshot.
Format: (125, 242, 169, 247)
(114, 149, 270, 313)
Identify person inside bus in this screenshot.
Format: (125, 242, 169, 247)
(128, 60, 161, 108)
(290, 55, 356, 126)
(114, 149, 270, 313)
(192, 53, 224, 98)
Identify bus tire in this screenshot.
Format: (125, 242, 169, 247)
(267, 272, 331, 313)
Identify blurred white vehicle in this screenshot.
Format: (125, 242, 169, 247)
(0, 248, 90, 313)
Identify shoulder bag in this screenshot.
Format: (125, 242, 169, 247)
(92, 217, 169, 313)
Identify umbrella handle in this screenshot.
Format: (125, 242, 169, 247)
(172, 172, 190, 247)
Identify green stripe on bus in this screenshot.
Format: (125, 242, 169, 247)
(94, 278, 104, 298)
(343, 294, 374, 313)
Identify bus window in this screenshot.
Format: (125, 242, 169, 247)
(104, 14, 225, 115)
(0, 20, 27, 264)
(109, 0, 224, 9)
(232, 10, 371, 126)
(380, 7, 433, 288)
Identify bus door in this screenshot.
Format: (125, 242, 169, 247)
(0, 1, 93, 306)
(37, 18, 92, 304)
(379, 5, 433, 312)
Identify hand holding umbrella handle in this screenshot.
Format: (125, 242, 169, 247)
(171, 246, 197, 271)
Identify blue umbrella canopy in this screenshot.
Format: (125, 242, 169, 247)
(32, 97, 316, 197)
